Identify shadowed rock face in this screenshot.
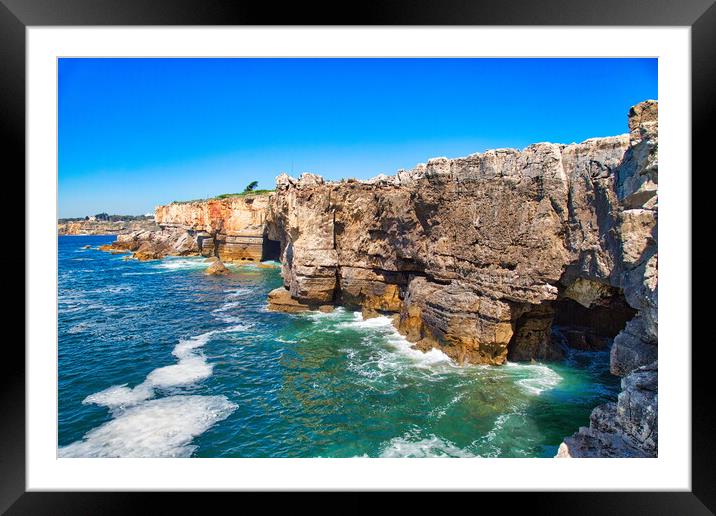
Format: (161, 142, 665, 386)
(266, 100, 658, 457)
(267, 102, 657, 369)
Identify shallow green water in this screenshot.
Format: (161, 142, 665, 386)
(58, 235, 619, 458)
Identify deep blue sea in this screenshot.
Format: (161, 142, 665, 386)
(58, 235, 620, 458)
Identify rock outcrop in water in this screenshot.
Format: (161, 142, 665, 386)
(99, 100, 658, 458)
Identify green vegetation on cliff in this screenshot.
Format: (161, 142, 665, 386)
(171, 189, 274, 205)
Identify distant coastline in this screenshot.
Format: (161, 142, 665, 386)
(58, 215, 156, 236)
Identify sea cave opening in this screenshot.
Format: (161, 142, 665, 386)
(261, 235, 281, 262)
(508, 285, 636, 362)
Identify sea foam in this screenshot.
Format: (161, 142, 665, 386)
(59, 395, 237, 458)
(379, 432, 475, 458)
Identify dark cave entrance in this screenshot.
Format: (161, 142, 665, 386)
(552, 295, 636, 351)
(261, 235, 281, 262)
(508, 287, 636, 362)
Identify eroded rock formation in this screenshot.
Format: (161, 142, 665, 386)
(97, 100, 659, 457)
(104, 194, 276, 263)
(156, 196, 271, 261)
(265, 100, 658, 457)
(267, 102, 657, 367)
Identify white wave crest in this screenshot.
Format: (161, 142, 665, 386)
(153, 258, 208, 271)
(340, 312, 454, 368)
(146, 356, 213, 389)
(380, 432, 475, 458)
(59, 395, 237, 458)
(83, 383, 155, 409)
(505, 362, 563, 395)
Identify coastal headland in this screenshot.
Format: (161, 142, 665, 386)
(97, 101, 658, 458)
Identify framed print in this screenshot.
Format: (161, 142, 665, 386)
(2, 0, 711, 512)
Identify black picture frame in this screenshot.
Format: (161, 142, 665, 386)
(2, 0, 710, 512)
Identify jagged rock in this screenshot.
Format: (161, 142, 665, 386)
(557, 361, 657, 458)
(155, 195, 272, 262)
(267, 287, 312, 313)
(266, 102, 657, 368)
(610, 316, 657, 376)
(205, 259, 230, 275)
(133, 250, 162, 261)
(562, 278, 615, 308)
(509, 302, 565, 361)
(397, 278, 515, 365)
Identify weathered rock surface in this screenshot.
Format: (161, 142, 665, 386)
(267, 287, 312, 313)
(265, 101, 658, 457)
(156, 195, 272, 262)
(205, 259, 231, 275)
(557, 100, 658, 458)
(267, 102, 657, 367)
(557, 361, 657, 458)
(99, 194, 277, 263)
(102, 226, 201, 261)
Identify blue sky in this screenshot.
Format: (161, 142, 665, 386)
(58, 58, 657, 217)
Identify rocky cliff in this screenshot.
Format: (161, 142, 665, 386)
(101, 101, 658, 457)
(265, 100, 658, 457)
(109, 194, 276, 262)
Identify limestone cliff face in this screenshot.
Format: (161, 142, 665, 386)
(266, 100, 658, 457)
(155, 196, 271, 261)
(58, 218, 157, 236)
(267, 101, 657, 370)
(113, 195, 274, 262)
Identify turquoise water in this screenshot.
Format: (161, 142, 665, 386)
(58, 235, 619, 458)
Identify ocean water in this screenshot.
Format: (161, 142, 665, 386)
(58, 235, 619, 458)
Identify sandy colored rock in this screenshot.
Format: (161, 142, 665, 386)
(155, 195, 273, 262)
(267, 287, 312, 313)
(205, 259, 231, 275)
(266, 102, 657, 369)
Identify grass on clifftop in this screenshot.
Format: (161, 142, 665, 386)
(171, 190, 275, 204)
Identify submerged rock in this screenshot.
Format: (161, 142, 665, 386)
(205, 259, 230, 275)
